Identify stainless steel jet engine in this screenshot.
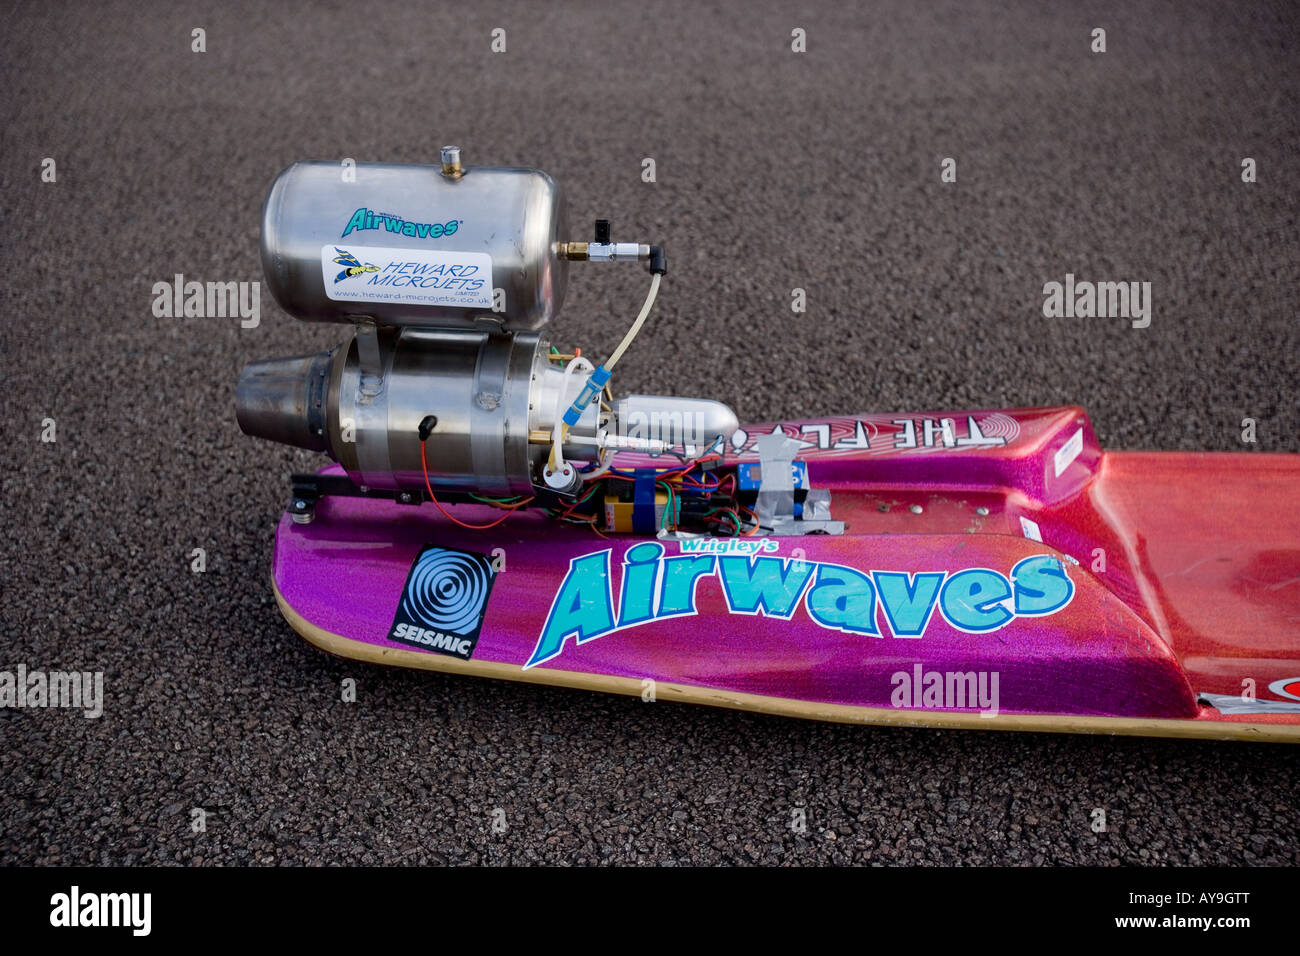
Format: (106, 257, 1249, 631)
(236, 148, 738, 519)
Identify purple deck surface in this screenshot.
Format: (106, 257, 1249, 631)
(272, 406, 1300, 729)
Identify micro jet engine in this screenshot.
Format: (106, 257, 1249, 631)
(236, 148, 738, 515)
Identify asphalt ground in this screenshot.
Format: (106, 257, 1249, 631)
(1, 0, 1297, 865)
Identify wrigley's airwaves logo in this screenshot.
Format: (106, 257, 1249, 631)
(524, 542, 1073, 668)
(341, 207, 461, 240)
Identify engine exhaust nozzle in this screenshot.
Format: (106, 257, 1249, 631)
(234, 351, 332, 453)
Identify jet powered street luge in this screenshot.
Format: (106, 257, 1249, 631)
(236, 149, 1300, 742)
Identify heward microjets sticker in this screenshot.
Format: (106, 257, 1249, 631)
(524, 543, 1074, 668)
(322, 245, 493, 310)
(388, 546, 498, 660)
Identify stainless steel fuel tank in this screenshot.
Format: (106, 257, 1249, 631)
(260, 160, 569, 331)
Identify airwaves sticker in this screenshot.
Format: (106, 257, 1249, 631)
(321, 244, 493, 310)
(388, 546, 498, 660)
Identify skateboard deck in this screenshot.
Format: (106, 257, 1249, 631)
(270, 406, 1300, 742)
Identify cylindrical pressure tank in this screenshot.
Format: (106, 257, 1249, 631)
(260, 159, 569, 331)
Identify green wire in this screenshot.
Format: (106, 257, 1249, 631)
(658, 481, 676, 532)
(470, 493, 527, 505)
(699, 505, 742, 536)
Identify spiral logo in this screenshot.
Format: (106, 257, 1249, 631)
(389, 547, 497, 659)
(402, 549, 493, 632)
(976, 413, 1020, 443)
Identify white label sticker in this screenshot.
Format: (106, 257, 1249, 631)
(321, 244, 493, 310)
(1053, 427, 1084, 478)
(1019, 516, 1043, 542)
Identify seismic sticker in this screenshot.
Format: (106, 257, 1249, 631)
(321, 244, 494, 310)
(388, 546, 498, 660)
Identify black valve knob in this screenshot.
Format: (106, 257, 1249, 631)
(594, 219, 611, 243)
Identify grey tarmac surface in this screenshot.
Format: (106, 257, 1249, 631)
(1, 0, 1297, 865)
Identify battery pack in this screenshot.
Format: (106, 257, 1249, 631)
(737, 461, 808, 516)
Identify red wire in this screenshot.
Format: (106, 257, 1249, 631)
(656, 453, 722, 482)
(415, 440, 728, 533)
(420, 440, 518, 530)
